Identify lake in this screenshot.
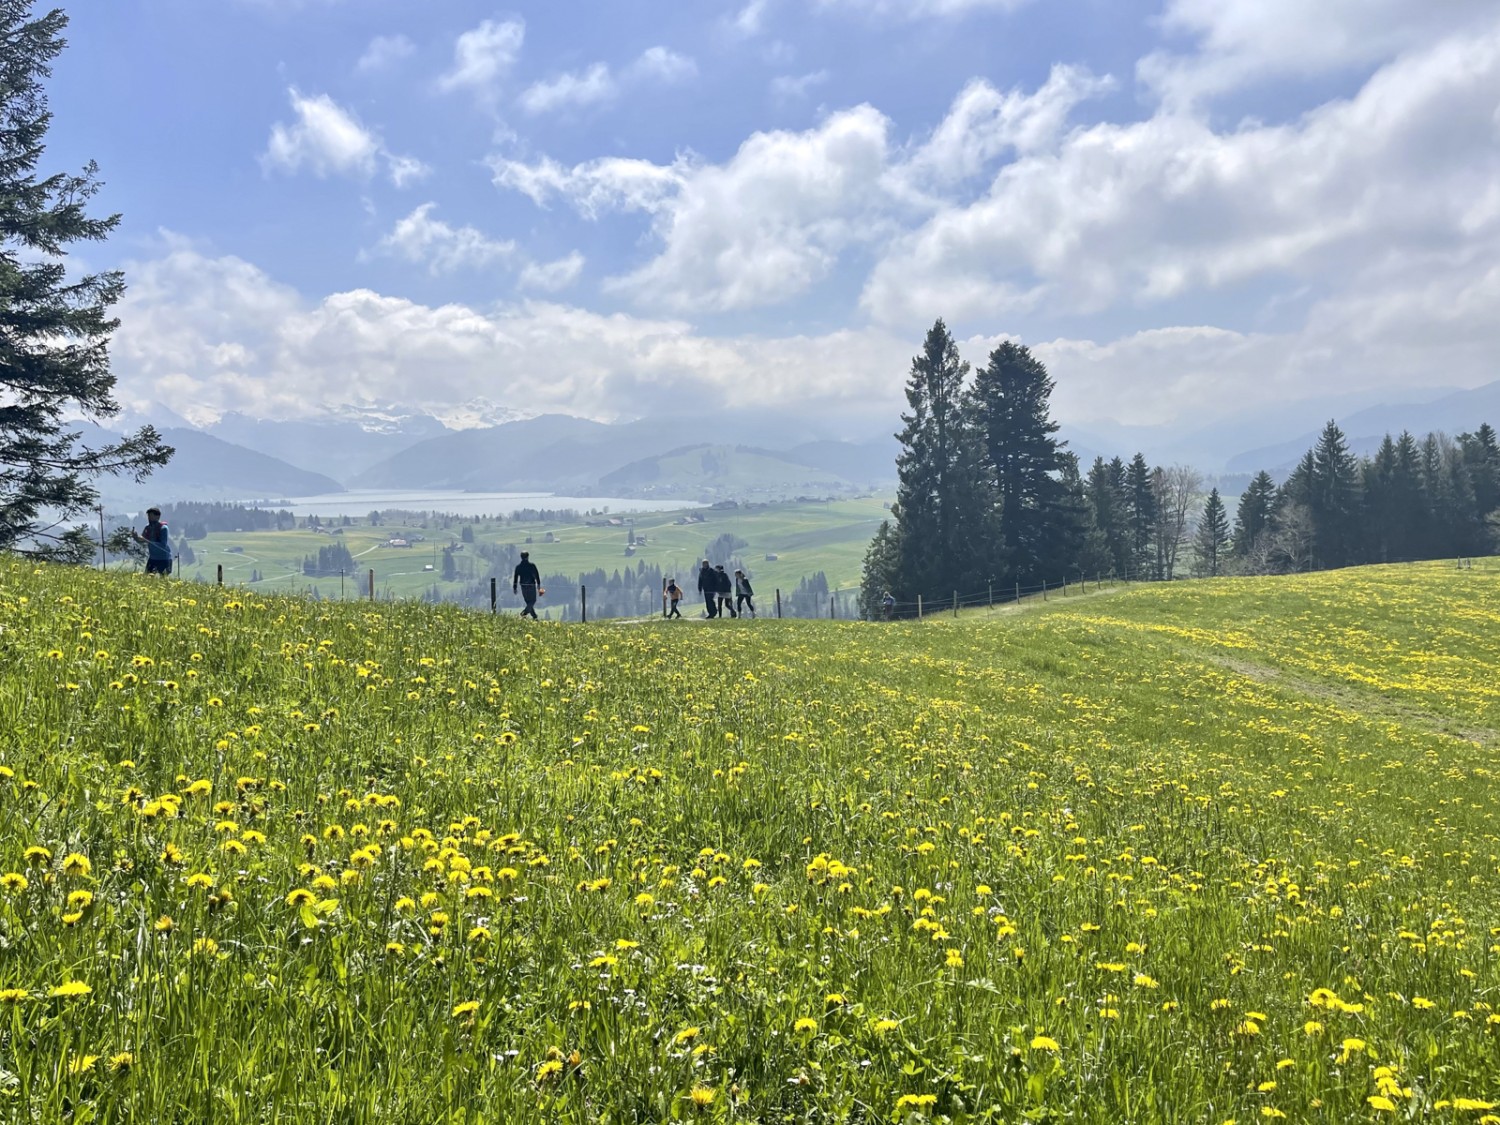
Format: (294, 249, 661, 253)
(238, 489, 704, 520)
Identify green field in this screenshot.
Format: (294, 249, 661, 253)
(148, 496, 892, 609)
(3, 558, 1499, 1121)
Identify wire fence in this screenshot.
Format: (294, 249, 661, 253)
(138, 554, 1497, 624)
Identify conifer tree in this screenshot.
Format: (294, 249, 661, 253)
(0, 3, 171, 561)
(1124, 454, 1158, 578)
(881, 319, 996, 600)
(1308, 421, 1361, 568)
(969, 341, 1073, 585)
(1192, 488, 1229, 577)
(1231, 471, 1277, 558)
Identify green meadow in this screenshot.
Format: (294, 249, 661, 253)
(2, 558, 1498, 1122)
(151, 496, 893, 607)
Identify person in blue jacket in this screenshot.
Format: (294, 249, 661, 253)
(134, 507, 173, 576)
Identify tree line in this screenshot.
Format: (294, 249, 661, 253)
(861, 320, 1499, 617)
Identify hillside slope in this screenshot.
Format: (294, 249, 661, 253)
(3, 560, 1498, 1121)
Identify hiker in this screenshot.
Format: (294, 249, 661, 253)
(882, 590, 896, 619)
(697, 560, 718, 618)
(734, 570, 756, 618)
(666, 579, 683, 618)
(133, 507, 173, 576)
(512, 551, 541, 619)
(715, 564, 737, 618)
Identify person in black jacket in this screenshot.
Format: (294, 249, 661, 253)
(512, 551, 541, 619)
(715, 564, 737, 618)
(734, 569, 756, 618)
(697, 559, 718, 618)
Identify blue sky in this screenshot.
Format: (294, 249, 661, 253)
(43, 0, 1500, 436)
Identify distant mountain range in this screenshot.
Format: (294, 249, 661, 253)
(93, 378, 1499, 506)
(1225, 381, 1500, 476)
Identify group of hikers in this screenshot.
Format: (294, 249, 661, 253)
(664, 560, 755, 619)
(132, 508, 763, 625)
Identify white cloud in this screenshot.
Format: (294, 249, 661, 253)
(518, 63, 618, 114)
(516, 47, 695, 116)
(438, 18, 525, 102)
(111, 240, 913, 425)
(770, 70, 829, 103)
(628, 46, 697, 84)
(356, 34, 415, 74)
(110, 233, 1500, 439)
(262, 89, 427, 186)
(606, 105, 894, 312)
(728, 0, 771, 37)
(819, 0, 1036, 17)
(371, 204, 516, 274)
(497, 108, 894, 312)
(519, 252, 586, 292)
(863, 23, 1500, 324)
(490, 154, 687, 217)
(1142, 0, 1499, 105)
(896, 65, 1114, 196)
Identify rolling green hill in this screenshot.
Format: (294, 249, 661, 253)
(4, 559, 1497, 1121)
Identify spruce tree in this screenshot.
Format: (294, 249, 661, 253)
(1192, 488, 1229, 577)
(1124, 454, 1158, 579)
(1308, 421, 1361, 568)
(969, 341, 1074, 586)
(883, 319, 996, 600)
(1231, 471, 1277, 558)
(0, 3, 171, 561)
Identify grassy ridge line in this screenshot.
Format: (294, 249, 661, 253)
(1, 559, 1498, 1121)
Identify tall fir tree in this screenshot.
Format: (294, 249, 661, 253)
(1124, 454, 1158, 578)
(878, 319, 997, 602)
(1085, 456, 1129, 576)
(0, 3, 171, 560)
(1231, 471, 1277, 557)
(1308, 421, 1361, 568)
(1192, 488, 1230, 577)
(969, 341, 1076, 585)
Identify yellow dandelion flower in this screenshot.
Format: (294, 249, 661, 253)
(688, 1085, 716, 1109)
(0, 988, 29, 1004)
(63, 853, 94, 877)
(451, 1000, 480, 1018)
(1367, 1096, 1396, 1112)
(1030, 1035, 1060, 1052)
(50, 981, 92, 999)
(794, 1017, 818, 1034)
(2, 872, 29, 893)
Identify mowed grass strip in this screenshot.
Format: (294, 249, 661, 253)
(1, 559, 1497, 1122)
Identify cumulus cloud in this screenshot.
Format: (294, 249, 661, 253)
(517, 47, 696, 116)
(496, 107, 894, 312)
(1141, 0, 1500, 105)
(518, 64, 617, 114)
(262, 89, 427, 186)
(109, 240, 913, 425)
(489, 154, 687, 217)
(437, 17, 525, 102)
(356, 34, 415, 74)
(863, 24, 1500, 324)
(370, 204, 516, 274)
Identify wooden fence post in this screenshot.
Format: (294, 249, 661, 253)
(917, 594, 923, 619)
(988, 582, 993, 608)
(581, 585, 587, 624)
(775, 589, 782, 618)
(217, 564, 223, 586)
(368, 569, 375, 602)
(1042, 579, 1047, 602)
(491, 577, 497, 613)
(953, 590, 958, 617)
(829, 595, 835, 619)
